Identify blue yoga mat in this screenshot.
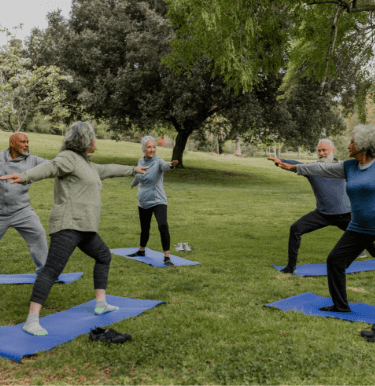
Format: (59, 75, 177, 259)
(264, 292, 375, 323)
(273, 259, 375, 277)
(0, 272, 84, 285)
(110, 247, 200, 267)
(0, 295, 165, 363)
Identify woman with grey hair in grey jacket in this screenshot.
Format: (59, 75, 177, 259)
(276, 124, 375, 313)
(0, 121, 148, 336)
(130, 136, 178, 266)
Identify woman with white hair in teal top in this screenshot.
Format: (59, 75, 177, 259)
(277, 124, 375, 313)
(130, 136, 178, 266)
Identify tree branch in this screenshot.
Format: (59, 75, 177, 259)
(350, 5, 375, 13)
(7, 113, 14, 132)
(308, 1, 340, 5)
(321, 5, 342, 95)
(308, 0, 375, 13)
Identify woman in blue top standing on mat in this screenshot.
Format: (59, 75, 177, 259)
(130, 136, 178, 266)
(276, 124, 375, 312)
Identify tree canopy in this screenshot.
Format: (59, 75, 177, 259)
(21, 0, 350, 159)
(0, 38, 71, 132)
(164, 0, 375, 95)
(24, 0, 274, 166)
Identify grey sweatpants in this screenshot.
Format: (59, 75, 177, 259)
(0, 207, 48, 274)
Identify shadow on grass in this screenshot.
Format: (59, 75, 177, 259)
(165, 166, 262, 186)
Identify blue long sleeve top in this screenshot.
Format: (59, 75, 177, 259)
(296, 159, 375, 235)
(132, 155, 174, 209)
(280, 159, 351, 215)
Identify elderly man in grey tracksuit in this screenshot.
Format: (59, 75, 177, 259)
(268, 138, 375, 273)
(0, 132, 48, 274)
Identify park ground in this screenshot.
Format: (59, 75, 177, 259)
(0, 131, 375, 385)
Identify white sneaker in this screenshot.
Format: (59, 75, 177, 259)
(175, 243, 184, 251)
(183, 243, 192, 251)
(357, 250, 367, 258)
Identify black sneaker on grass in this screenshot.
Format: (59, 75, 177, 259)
(164, 257, 174, 267)
(280, 265, 297, 274)
(361, 325, 375, 338)
(128, 250, 145, 257)
(89, 327, 132, 344)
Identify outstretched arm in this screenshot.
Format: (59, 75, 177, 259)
(0, 174, 22, 184)
(0, 153, 75, 184)
(94, 164, 148, 180)
(267, 158, 301, 173)
(159, 159, 179, 172)
(296, 162, 346, 179)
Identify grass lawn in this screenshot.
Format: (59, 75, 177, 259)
(0, 132, 374, 385)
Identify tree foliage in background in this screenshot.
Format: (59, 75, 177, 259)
(0, 37, 71, 132)
(280, 77, 346, 149)
(22, 0, 352, 158)
(164, 0, 292, 94)
(24, 0, 272, 166)
(164, 0, 375, 95)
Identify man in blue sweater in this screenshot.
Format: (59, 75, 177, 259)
(0, 133, 48, 274)
(268, 139, 375, 273)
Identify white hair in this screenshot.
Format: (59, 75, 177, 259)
(317, 138, 335, 149)
(141, 136, 156, 151)
(352, 124, 375, 158)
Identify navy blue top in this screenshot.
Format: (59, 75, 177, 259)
(344, 159, 375, 234)
(281, 159, 351, 215)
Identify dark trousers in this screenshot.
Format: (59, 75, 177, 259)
(288, 210, 375, 267)
(327, 230, 375, 311)
(31, 230, 112, 306)
(138, 204, 170, 251)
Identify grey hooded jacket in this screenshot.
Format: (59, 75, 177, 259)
(0, 148, 47, 216)
(131, 155, 174, 209)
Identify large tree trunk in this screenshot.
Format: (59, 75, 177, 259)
(172, 130, 191, 168)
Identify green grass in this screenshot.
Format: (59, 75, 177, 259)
(0, 131, 374, 385)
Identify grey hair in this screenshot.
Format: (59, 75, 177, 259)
(317, 138, 335, 149)
(60, 121, 96, 154)
(352, 124, 375, 158)
(141, 136, 156, 151)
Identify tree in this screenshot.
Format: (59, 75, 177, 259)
(24, 0, 264, 167)
(164, 0, 375, 94)
(0, 38, 72, 132)
(280, 77, 346, 149)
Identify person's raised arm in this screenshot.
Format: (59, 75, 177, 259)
(94, 163, 148, 180)
(33, 155, 50, 167)
(267, 157, 301, 173)
(295, 162, 346, 179)
(159, 159, 179, 172)
(0, 152, 75, 185)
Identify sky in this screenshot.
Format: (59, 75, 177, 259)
(0, 0, 72, 46)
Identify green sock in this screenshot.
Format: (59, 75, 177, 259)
(23, 314, 48, 336)
(95, 299, 119, 315)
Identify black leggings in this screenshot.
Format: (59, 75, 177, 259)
(138, 205, 170, 251)
(31, 230, 112, 306)
(288, 210, 375, 266)
(327, 230, 375, 311)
